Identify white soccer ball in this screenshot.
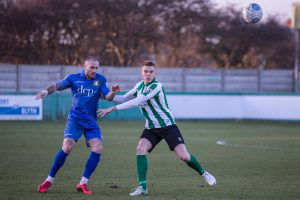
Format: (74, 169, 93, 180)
(242, 3, 263, 23)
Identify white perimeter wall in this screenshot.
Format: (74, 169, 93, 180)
(168, 95, 300, 120)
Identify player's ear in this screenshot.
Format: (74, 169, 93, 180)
(140, 66, 144, 74)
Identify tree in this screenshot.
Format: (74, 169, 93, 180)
(152, 0, 214, 67)
(198, 8, 294, 69)
(0, 0, 294, 69)
(0, 0, 161, 66)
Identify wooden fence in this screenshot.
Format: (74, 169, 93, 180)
(0, 64, 299, 93)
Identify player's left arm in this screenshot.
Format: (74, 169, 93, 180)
(105, 84, 121, 101)
(99, 76, 121, 101)
(98, 84, 161, 117)
(112, 83, 139, 103)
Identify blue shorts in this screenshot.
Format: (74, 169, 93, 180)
(64, 118, 102, 142)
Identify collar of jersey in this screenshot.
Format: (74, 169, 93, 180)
(145, 77, 157, 86)
(80, 70, 95, 80)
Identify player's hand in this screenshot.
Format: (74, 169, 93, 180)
(111, 84, 121, 93)
(97, 107, 116, 118)
(35, 90, 48, 100)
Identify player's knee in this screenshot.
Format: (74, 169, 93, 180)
(62, 145, 73, 154)
(92, 144, 103, 154)
(176, 151, 190, 161)
(62, 139, 75, 154)
(136, 145, 148, 154)
(179, 154, 190, 162)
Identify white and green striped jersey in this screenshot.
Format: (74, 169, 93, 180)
(119, 78, 175, 129)
(134, 78, 175, 128)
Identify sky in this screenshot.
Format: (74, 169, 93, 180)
(212, 0, 300, 22)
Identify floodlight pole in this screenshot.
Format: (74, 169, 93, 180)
(295, 29, 299, 93)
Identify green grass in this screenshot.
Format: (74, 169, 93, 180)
(0, 120, 300, 200)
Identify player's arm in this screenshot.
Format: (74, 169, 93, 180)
(112, 87, 137, 103)
(98, 95, 148, 117)
(98, 84, 161, 117)
(99, 76, 120, 102)
(105, 84, 121, 101)
(35, 84, 57, 100)
(35, 75, 71, 100)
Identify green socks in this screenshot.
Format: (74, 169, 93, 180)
(136, 154, 203, 190)
(186, 153, 205, 175)
(136, 155, 148, 190)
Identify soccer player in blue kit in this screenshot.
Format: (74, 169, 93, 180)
(35, 56, 120, 194)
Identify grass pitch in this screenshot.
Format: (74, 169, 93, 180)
(0, 120, 299, 200)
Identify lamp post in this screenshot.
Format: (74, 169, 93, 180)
(292, 3, 300, 93)
(295, 29, 299, 92)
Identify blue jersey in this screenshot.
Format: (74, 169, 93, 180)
(56, 70, 110, 126)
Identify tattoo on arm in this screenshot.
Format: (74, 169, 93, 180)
(45, 84, 57, 95)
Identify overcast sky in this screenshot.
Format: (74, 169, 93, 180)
(212, 0, 299, 22)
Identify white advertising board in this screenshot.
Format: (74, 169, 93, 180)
(168, 95, 300, 120)
(0, 95, 42, 120)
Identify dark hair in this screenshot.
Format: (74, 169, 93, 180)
(143, 61, 155, 67)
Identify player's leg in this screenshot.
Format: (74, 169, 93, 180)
(38, 138, 76, 192)
(174, 143, 204, 174)
(136, 139, 151, 188)
(130, 129, 161, 196)
(77, 127, 103, 194)
(163, 125, 216, 186)
(51, 138, 75, 177)
(38, 118, 82, 193)
(80, 139, 102, 185)
(174, 144, 216, 186)
(162, 125, 205, 174)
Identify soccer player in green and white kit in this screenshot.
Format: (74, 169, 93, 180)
(98, 61, 216, 196)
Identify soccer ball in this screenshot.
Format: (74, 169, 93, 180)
(242, 3, 263, 23)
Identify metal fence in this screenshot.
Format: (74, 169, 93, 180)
(0, 63, 299, 93)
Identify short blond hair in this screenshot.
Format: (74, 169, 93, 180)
(84, 56, 99, 66)
(85, 56, 99, 63)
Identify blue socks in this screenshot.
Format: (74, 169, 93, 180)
(48, 150, 100, 180)
(83, 151, 101, 179)
(49, 149, 68, 177)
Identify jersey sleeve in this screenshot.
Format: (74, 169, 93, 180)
(100, 77, 110, 97)
(115, 83, 162, 110)
(124, 82, 140, 98)
(116, 95, 148, 110)
(142, 83, 161, 100)
(56, 75, 72, 91)
(112, 83, 139, 103)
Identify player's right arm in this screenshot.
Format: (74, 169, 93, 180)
(112, 82, 139, 103)
(112, 88, 136, 103)
(35, 75, 72, 100)
(35, 84, 57, 100)
(98, 83, 161, 117)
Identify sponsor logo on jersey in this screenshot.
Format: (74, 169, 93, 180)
(77, 85, 95, 97)
(143, 87, 152, 95)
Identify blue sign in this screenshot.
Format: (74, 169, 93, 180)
(0, 107, 40, 115)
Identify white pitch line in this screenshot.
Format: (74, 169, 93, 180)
(216, 140, 281, 151)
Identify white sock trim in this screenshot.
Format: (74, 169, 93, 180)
(80, 177, 89, 185)
(46, 176, 54, 183)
